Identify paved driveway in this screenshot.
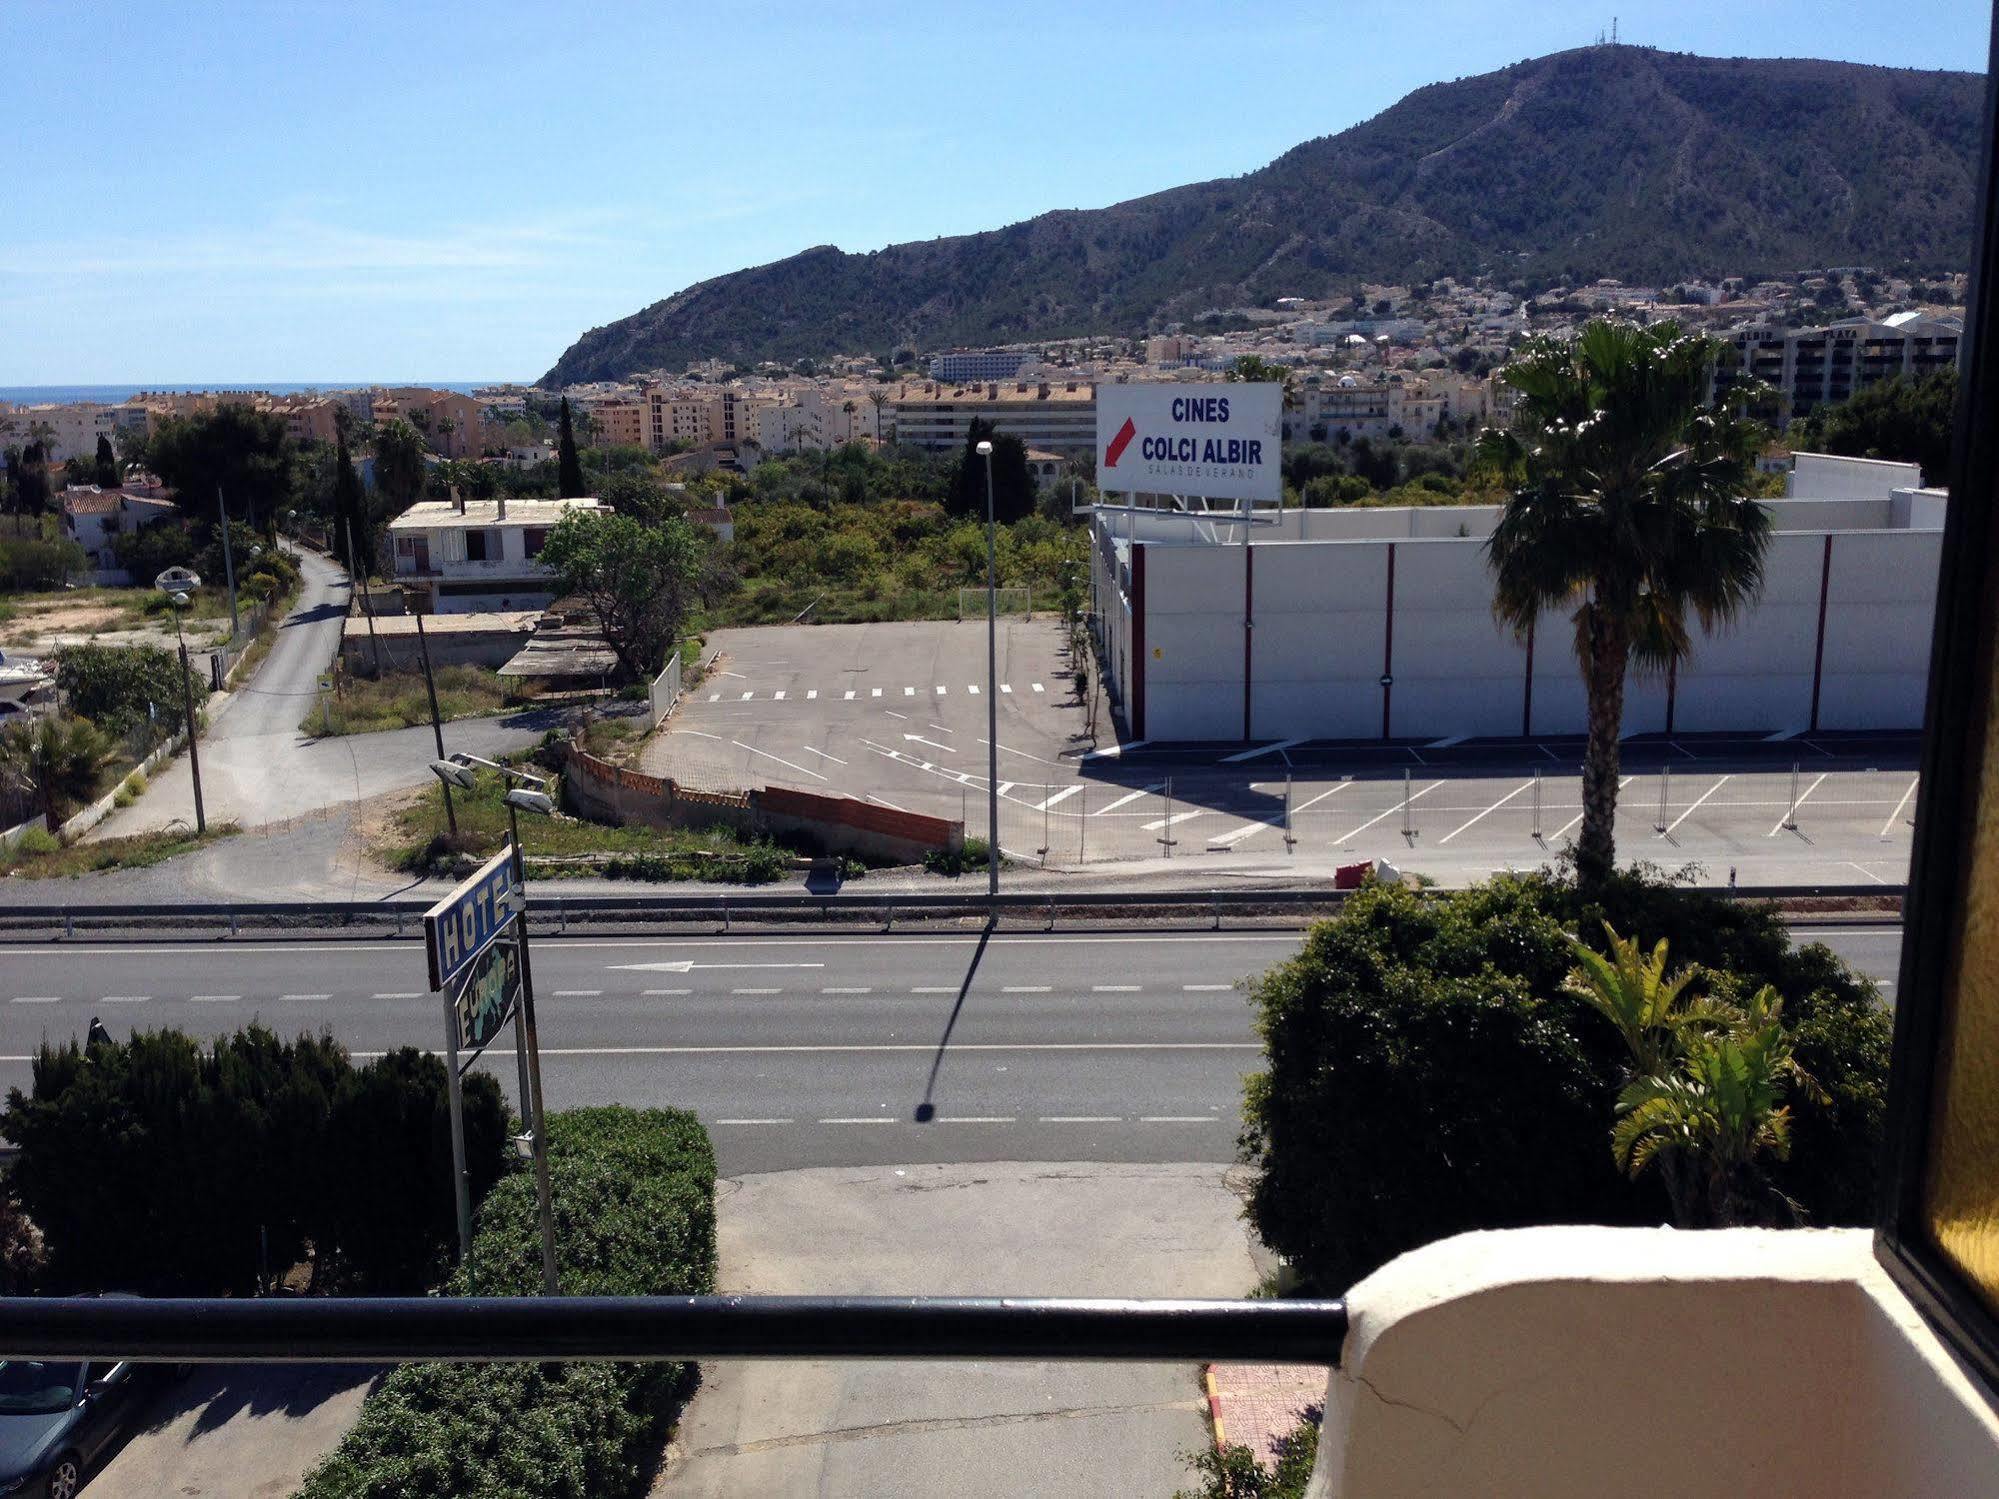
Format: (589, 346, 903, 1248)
(656, 1161, 1263, 1497)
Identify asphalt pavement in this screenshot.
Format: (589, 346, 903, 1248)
(0, 924, 1900, 1175)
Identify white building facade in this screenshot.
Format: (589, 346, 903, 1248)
(388, 495, 604, 613)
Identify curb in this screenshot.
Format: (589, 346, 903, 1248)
(1203, 1363, 1227, 1450)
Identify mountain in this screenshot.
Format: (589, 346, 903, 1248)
(543, 46, 1983, 386)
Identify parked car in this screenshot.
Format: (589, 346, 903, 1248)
(0, 1357, 161, 1497)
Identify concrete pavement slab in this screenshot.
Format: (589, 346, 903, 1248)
(656, 1161, 1260, 1497)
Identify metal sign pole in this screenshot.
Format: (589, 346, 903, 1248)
(1784, 759, 1802, 831)
(508, 811, 561, 1297)
(1656, 764, 1671, 834)
(1533, 768, 1543, 842)
(1285, 772, 1296, 849)
(1402, 769, 1414, 839)
(441, 997, 476, 1292)
(511, 938, 534, 1142)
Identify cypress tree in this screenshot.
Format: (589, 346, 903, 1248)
(94, 434, 119, 487)
(333, 428, 367, 576)
(557, 397, 586, 497)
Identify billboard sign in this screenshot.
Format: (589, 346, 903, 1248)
(1095, 383, 1282, 503)
(448, 935, 521, 1061)
(424, 848, 519, 992)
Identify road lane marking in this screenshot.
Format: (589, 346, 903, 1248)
(1002, 985, 1052, 993)
(820, 1117, 897, 1125)
(1881, 777, 1920, 837)
(806, 690, 817, 700)
(928, 723, 954, 734)
(844, 690, 856, 700)
(189, 995, 239, 1003)
(715, 1118, 793, 1125)
(939, 1116, 1016, 1123)
(871, 688, 882, 697)
(1768, 772, 1829, 836)
(1141, 1116, 1219, 1123)
(979, 738, 1065, 766)
(731, 741, 828, 781)
(904, 686, 916, 696)
(1665, 774, 1732, 835)
(1092, 984, 1141, 992)
(1032, 786, 1081, 813)
(731, 987, 782, 995)
(0, 1042, 1263, 1064)
(883, 710, 907, 720)
(936, 685, 947, 695)
(707, 693, 720, 702)
(279, 993, 330, 1002)
(799, 746, 848, 765)
(1183, 984, 1234, 992)
(609, 961, 826, 973)
(372, 992, 422, 999)
(680, 729, 722, 741)
(739, 691, 754, 700)
(552, 989, 601, 997)
(1041, 1116, 1120, 1123)
(820, 986, 873, 994)
(910, 986, 958, 994)
(1000, 684, 1013, 693)
(11, 997, 60, 1005)
(1094, 786, 1159, 815)
(1846, 862, 1890, 885)
(773, 690, 786, 700)
(967, 684, 980, 694)
(1436, 778, 1536, 845)
(642, 988, 691, 996)
(996, 781, 1014, 796)
(1031, 683, 1045, 693)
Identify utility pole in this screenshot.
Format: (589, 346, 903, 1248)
(345, 517, 383, 675)
(173, 609, 206, 836)
(505, 801, 561, 1297)
(216, 488, 240, 643)
(414, 611, 457, 836)
(980, 442, 1000, 904)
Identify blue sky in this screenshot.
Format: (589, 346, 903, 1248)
(1, 1, 1987, 385)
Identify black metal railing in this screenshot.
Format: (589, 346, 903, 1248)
(0, 1294, 1347, 1367)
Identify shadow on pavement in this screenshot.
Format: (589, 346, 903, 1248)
(913, 925, 992, 1124)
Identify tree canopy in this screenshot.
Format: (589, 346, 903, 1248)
(1792, 367, 1957, 486)
(537, 510, 704, 679)
(945, 419, 1034, 524)
(147, 406, 295, 533)
(557, 398, 586, 498)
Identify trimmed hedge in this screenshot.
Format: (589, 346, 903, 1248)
(296, 1106, 717, 1499)
(1240, 872, 1891, 1292)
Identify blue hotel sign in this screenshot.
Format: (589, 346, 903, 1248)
(425, 849, 520, 993)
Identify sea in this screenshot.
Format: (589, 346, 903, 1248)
(0, 381, 514, 405)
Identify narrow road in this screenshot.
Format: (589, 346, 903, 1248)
(0, 924, 1899, 1174)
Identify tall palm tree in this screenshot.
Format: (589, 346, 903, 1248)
(867, 388, 890, 448)
(1478, 319, 1770, 886)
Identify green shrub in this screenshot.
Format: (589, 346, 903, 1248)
(1177, 1409, 1321, 1498)
(0, 1028, 504, 1295)
(53, 643, 208, 743)
(0, 535, 85, 590)
(924, 836, 991, 876)
(297, 1107, 717, 1499)
(9, 827, 59, 858)
(1240, 872, 1890, 1292)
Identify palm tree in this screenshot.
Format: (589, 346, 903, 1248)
(867, 389, 890, 448)
(1478, 319, 1770, 886)
(0, 716, 117, 832)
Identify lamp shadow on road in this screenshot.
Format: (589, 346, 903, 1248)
(912, 926, 992, 1124)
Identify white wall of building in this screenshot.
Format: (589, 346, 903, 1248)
(1790, 453, 1923, 501)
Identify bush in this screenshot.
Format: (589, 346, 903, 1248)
(1239, 872, 1890, 1292)
(1177, 1408, 1321, 1498)
(924, 836, 992, 876)
(53, 643, 208, 743)
(297, 1107, 717, 1499)
(0, 1028, 505, 1295)
(9, 827, 59, 858)
(0, 535, 84, 590)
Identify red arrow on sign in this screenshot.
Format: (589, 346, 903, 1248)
(1103, 416, 1137, 468)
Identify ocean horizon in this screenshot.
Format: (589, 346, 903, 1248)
(0, 381, 518, 405)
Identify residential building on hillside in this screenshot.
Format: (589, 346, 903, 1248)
(387, 494, 604, 613)
(929, 350, 1028, 383)
(584, 396, 647, 449)
(1713, 314, 1963, 423)
(0, 402, 122, 464)
(59, 486, 178, 584)
(645, 389, 714, 451)
(892, 380, 1097, 457)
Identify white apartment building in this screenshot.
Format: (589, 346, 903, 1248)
(388, 494, 604, 613)
(1713, 314, 1962, 423)
(892, 380, 1097, 457)
(755, 386, 881, 452)
(1287, 377, 1448, 442)
(0, 402, 124, 464)
(928, 350, 1029, 383)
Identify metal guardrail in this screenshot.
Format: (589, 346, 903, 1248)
(0, 1294, 1347, 1366)
(0, 883, 1904, 938)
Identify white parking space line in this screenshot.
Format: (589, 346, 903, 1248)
(1031, 682, 1045, 693)
(1290, 784, 1351, 816)
(1846, 862, 1890, 885)
(928, 723, 953, 734)
(1000, 684, 1013, 693)
(680, 729, 722, 741)
(1768, 772, 1829, 836)
(806, 690, 817, 700)
(1551, 775, 1633, 841)
(844, 690, 856, 700)
(800, 746, 848, 765)
(1211, 818, 1280, 847)
(968, 684, 980, 694)
(1141, 811, 1204, 830)
(1436, 778, 1535, 845)
(732, 741, 828, 781)
(739, 691, 754, 700)
(996, 781, 1014, 796)
(1033, 786, 1081, 813)
(773, 690, 786, 700)
(980, 738, 1065, 766)
(1336, 782, 1443, 843)
(1219, 738, 1306, 764)
(883, 710, 907, 720)
(1881, 777, 1920, 838)
(1094, 786, 1159, 815)
(1665, 774, 1731, 835)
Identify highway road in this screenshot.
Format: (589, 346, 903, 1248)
(0, 925, 1901, 1174)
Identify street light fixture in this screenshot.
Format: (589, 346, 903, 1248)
(976, 440, 999, 902)
(155, 569, 206, 835)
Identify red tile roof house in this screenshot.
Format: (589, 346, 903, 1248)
(59, 486, 180, 584)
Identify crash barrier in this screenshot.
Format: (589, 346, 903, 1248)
(0, 884, 1901, 940)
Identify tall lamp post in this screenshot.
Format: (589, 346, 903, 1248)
(976, 440, 999, 903)
(430, 753, 561, 1296)
(155, 568, 206, 835)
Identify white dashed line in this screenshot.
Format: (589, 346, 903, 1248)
(819, 1117, 896, 1125)
(1000, 684, 1012, 693)
(189, 995, 239, 1004)
(820, 986, 873, 995)
(1002, 985, 1052, 993)
(773, 690, 786, 701)
(372, 992, 422, 999)
(101, 995, 151, 1004)
(1183, 984, 1234, 992)
(805, 690, 817, 700)
(715, 1118, 793, 1125)
(1030, 682, 1045, 693)
(11, 997, 59, 1005)
(1092, 984, 1141, 992)
(1880, 777, 1920, 838)
(1140, 1116, 1220, 1124)
(552, 990, 601, 997)
(1768, 772, 1829, 836)
(967, 684, 980, 694)
(1041, 1115, 1120, 1123)
(904, 686, 916, 696)
(279, 993, 330, 1002)
(939, 1116, 1016, 1124)
(731, 987, 782, 995)
(871, 688, 882, 698)
(843, 690, 856, 700)
(642, 988, 691, 996)
(910, 986, 958, 994)
(740, 691, 754, 700)
(936, 684, 947, 695)
(707, 692, 720, 702)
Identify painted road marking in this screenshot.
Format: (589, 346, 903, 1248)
(1042, 1116, 1120, 1123)
(0, 1042, 1266, 1065)
(607, 962, 826, 973)
(867, 793, 912, 812)
(715, 1118, 793, 1125)
(1436, 778, 1536, 845)
(740, 691, 754, 700)
(1002, 985, 1052, 993)
(910, 986, 958, 994)
(707, 693, 720, 702)
(820, 986, 873, 994)
(1769, 772, 1830, 836)
(871, 688, 882, 697)
(1289, 783, 1351, 816)
(903, 733, 955, 754)
(928, 722, 954, 734)
(641, 988, 692, 996)
(189, 995, 240, 1003)
(1210, 818, 1280, 848)
(1094, 786, 1159, 815)
(940, 1116, 1016, 1124)
(806, 690, 817, 700)
(279, 993, 330, 1002)
(904, 686, 916, 696)
(996, 781, 1015, 797)
(1082, 739, 1148, 760)
(11, 997, 60, 1004)
(936, 684, 947, 694)
(552, 989, 601, 997)
(1881, 777, 1920, 838)
(372, 992, 422, 999)
(968, 684, 980, 694)
(1183, 984, 1233, 993)
(883, 710, 908, 720)
(680, 729, 722, 741)
(732, 741, 828, 781)
(1033, 786, 1081, 813)
(1551, 775, 1633, 841)
(101, 995, 151, 1004)
(1000, 684, 1013, 693)
(1031, 682, 1045, 693)
(1141, 811, 1204, 831)
(1335, 781, 1443, 843)
(1140, 1116, 1219, 1124)
(819, 1117, 897, 1125)
(773, 690, 786, 701)
(844, 690, 856, 700)
(1219, 738, 1305, 764)
(1665, 775, 1732, 836)
(731, 987, 783, 995)
(1092, 984, 1141, 992)
(799, 746, 848, 765)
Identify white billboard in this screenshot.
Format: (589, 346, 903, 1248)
(1095, 382, 1282, 503)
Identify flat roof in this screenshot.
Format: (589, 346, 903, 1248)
(389, 497, 601, 531)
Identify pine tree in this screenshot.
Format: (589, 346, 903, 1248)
(557, 397, 586, 498)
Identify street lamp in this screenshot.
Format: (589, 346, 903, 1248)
(155, 569, 206, 835)
(428, 753, 561, 1296)
(976, 439, 999, 902)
